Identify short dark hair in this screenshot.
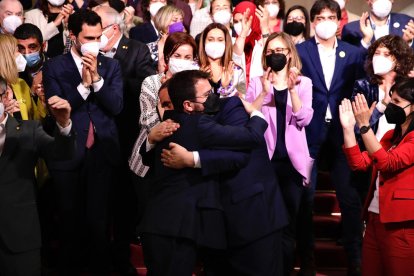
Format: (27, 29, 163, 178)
(14, 23, 43, 44)
(366, 35, 414, 85)
(68, 9, 102, 37)
(163, 32, 197, 64)
(168, 70, 210, 112)
(310, 0, 341, 22)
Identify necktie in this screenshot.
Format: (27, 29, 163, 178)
(86, 121, 94, 148)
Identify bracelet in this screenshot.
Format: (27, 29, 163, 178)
(92, 75, 102, 83)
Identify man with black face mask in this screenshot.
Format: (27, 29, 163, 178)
(149, 70, 288, 276)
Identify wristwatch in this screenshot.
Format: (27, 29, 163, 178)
(360, 125, 371, 134)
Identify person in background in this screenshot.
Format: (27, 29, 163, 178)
(342, 0, 414, 49)
(199, 23, 245, 97)
(246, 32, 314, 276)
(283, 5, 310, 45)
(0, 0, 23, 34)
(130, 0, 166, 43)
(0, 76, 74, 276)
(146, 4, 184, 71)
(296, 0, 365, 275)
(24, 0, 73, 58)
(334, 0, 359, 38)
(340, 79, 414, 276)
(255, 0, 284, 33)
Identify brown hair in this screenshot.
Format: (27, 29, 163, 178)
(0, 34, 18, 84)
(261, 32, 302, 71)
(365, 35, 414, 85)
(163, 32, 197, 64)
(198, 23, 233, 69)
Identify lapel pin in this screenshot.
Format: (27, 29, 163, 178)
(16, 126, 20, 130)
(99, 62, 102, 66)
(339, 51, 346, 58)
(122, 45, 127, 49)
(393, 22, 400, 28)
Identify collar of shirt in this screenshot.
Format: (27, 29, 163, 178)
(0, 113, 7, 128)
(104, 35, 123, 58)
(315, 36, 338, 54)
(70, 47, 84, 77)
(370, 14, 390, 39)
(150, 20, 159, 37)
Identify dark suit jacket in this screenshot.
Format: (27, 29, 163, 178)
(0, 116, 75, 253)
(139, 99, 268, 249)
(342, 13, 414, 49)
(129, 22, 158, 44)
(199, 97, 289, 247)
(43, 52, 123, 169)
(114, 35, 156, 158)
(296, 38, 365, 149)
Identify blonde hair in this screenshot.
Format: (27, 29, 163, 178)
(198, 23, 233, 69)
(154, 5, 184, 34)
(261, 32, 302, 72)
(0, 34, 18, 84)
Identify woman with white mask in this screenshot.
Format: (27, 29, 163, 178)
(352, 35, 414, 141)
(198, 23, 245, 97)
(25, 0, 73, 57)
(256, 0, 285, 33)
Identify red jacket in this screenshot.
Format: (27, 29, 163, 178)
(343, 130, 414, 223)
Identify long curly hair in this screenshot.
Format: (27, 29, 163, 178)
(365, 35, 414, 85)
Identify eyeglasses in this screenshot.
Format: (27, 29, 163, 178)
(193, 88, 214, 99)
(287, 15, 305, 21)
(266, 47, 289, 55)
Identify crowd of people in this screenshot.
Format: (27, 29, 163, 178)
(0, 0, 413, 275)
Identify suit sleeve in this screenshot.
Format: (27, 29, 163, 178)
(199, 149, 250, 176)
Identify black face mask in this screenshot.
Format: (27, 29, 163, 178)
(266, 53, 287, 72)
(202, 93, 221, 114)
(284, 21, 305, 36)
(384, 103, 411, 125)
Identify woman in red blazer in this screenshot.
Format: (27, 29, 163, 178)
(339, 78, 414, 276)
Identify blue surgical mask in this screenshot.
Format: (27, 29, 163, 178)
(23, 51, 41, 67)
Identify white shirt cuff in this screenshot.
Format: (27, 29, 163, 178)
(146, 137, 156, 152)
(376, 101, 387, 113)
(77, 83, 91, 100)
(56, 119, 72, 136)
(92, 78, 104, 92)
(193, 151, 201, 168)
(251, 110, 265, 120)
(361, 39, 370, 49)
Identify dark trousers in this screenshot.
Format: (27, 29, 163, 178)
(0, 239, 40, 276)
(272, 159, 305, 276)
(51, 145, 113, 275)
(203, 230, 283, 276)
(141, 233, 197, 276)
(300, 122, 363, 264)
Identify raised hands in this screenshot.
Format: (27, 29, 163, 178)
(161, 142, 194, 169)
(339, 98, 356, 130)
(148, 119, 180, 144)
(352, 93, 376, 128)
(48, 96, 71, 127)
(402, 20, 414, 44)
(255, 5, 270, 36)
(360, 12, 374, 45)
(260, 67, 273, 94)
(287, 67, 300, 91)
(54, 4, 74, 27)
(221, 61, 234, 88)
(81, 53, 99, 86)
(240, 8, 253, 38)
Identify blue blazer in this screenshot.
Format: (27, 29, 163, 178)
(296, 38, 366, 148)
(43, 53, 123, 169)
(199, 97, 289, 247)
(342, 13, 414, 49)
(129, 22, 158, 44)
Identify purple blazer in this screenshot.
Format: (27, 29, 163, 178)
(246, 75, 314, 186)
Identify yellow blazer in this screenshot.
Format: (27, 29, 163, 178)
(11, 78, 47, 120)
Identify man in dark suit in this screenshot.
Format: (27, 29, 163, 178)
(0, 76, 74, 276)
(296, 0, 366, 275)
(94, 6, 155, 275)
(139, 70, 282, 275)
(159, 70, 288, 276)
(43, 9, 123, 275)
(342, 0, 414, 49)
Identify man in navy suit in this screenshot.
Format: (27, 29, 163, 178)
(296, 0, 366, 275)
(43, 9, 123, 275)
(139, 70, 278, 275)
(160, 71, 288, 276)
(342, 0, 414, 49)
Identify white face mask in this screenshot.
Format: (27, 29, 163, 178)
(266, 4, 279, 18)
(149, 2, 166, 17)
(233, 22, 251, 37)
(2, 15, 23, 34)
(15, 53, 27, 72)
(47, 0, 65, 6)
(372, 55, 394, 76)
(205, 42, 225, 59)
(372, 0, 392, 19)
(334, 0, 345, 10)
(315, 20, 338, 40)
(80, 41, 100, 56)
(168, 58, 199, 74)
(213, 10, 232, 25)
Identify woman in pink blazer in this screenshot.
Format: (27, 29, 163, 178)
(245, 32, 314, 275)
